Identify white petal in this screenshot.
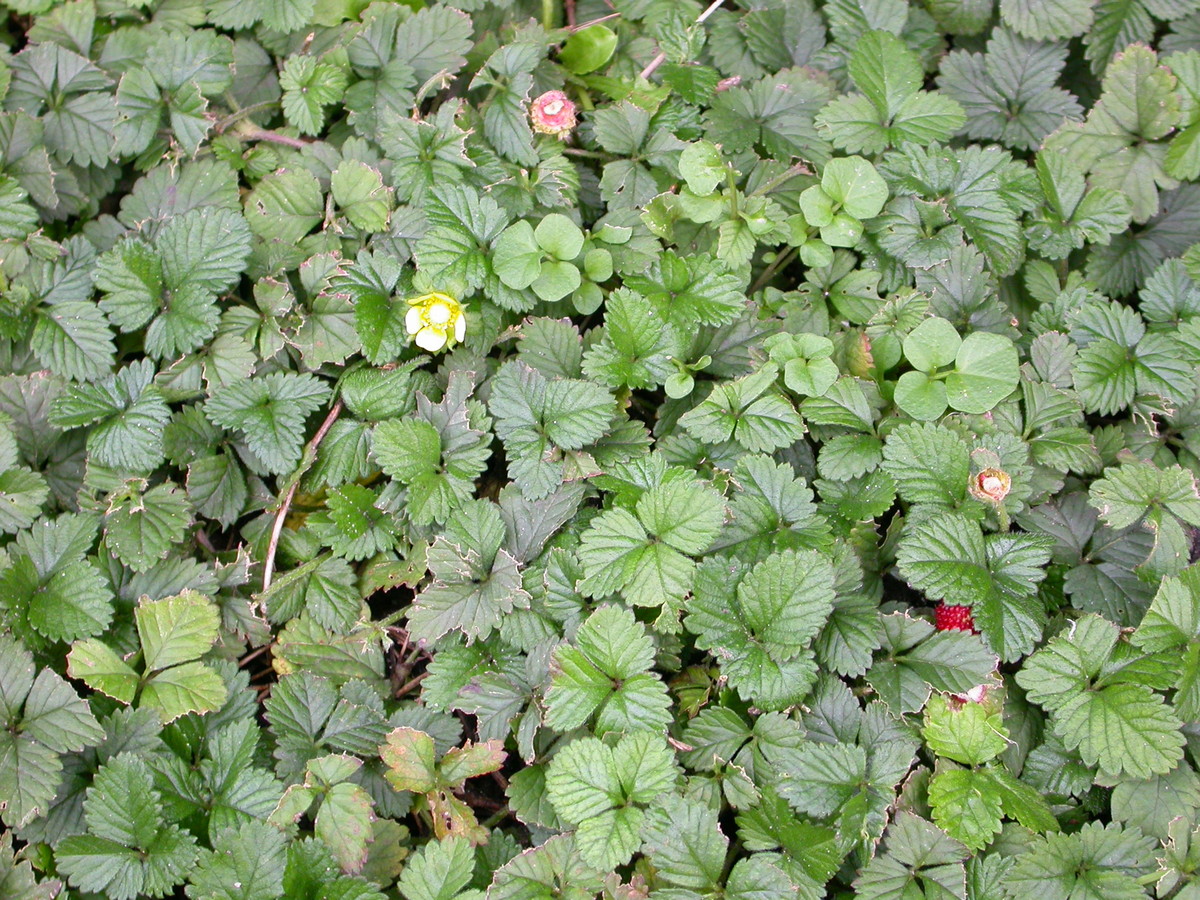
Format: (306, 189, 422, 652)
(405, 306, 424, 335)
(454, 315, 466, 341)
(415, 326, 446, 352)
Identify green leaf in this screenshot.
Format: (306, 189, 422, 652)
(625, 251, 748, 330)
(546, 732, 677, 870)
(1000, 0, 1094, 39)
(940, 29, 1084, 152)
(818, 31, 965, 154)
(881, 423, 970, 507)
(560, 25, 618, 74)
(922, 693, 1008, 766)
(904, 317, 962, 372)
(928, 768, 1004, 851)
(31, 301, 115, 383)
(1044, 44, 1179, 222)
(687, 550, 835, 709)
(331, 161, 393, 232)
(245, 169, 325, 244)
(394, 5, 473, 83)
(57, 753, 199, 900)
(493, 221, 543, 291)
(680, 141, 727, 197)
(545, 604, 671, 734)
(1006, 822, 1157, 900)
(136, 587, 220, 671)
(577, 469, 724, 611)
(854, 812, 969, 900)
(105, 481, 191, 573)
(280, 55, 348, 136)
(680, 364, 806, 453)
(0, 634, 104, 828)
(397, 835, 474, 900)
(69, 590, 228, 723)
(186, 821, 288, 900)
(640, 794, 727, 891)
(489, 361, 614, 499)
(1016, 614, 1186, 778)
(50, 360, 169, 472)
(205, 373, 331, 475)
(822, 155, 889, 219)
(407, 500, 530, 644)
(1089, 461, 1200, 530)
(944, 331, 1020, 413)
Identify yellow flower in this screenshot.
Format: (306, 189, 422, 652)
(405, 291, 465, 353)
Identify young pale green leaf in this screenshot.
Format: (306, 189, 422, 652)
(544, 604, 671, 734)
(546, 732, 677, 870)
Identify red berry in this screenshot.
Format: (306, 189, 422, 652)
(935, 603, 976, 633)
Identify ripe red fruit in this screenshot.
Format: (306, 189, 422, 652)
(935, 603, 976, 633)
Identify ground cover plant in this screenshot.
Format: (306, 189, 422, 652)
(4, 0, 1200, 897)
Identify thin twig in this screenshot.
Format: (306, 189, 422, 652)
(262, 399, 344, 592)
(215, 100, 280, 134)
(568, 11, 620, 30)
(395, 671, 429, 698)
(749, 245, 797, 295)
(750, 162, 812, 197)
(239, 645, 271, 669)
(639, 0, 726, 80)
(562, 147, 611, 159)
(565, 0, 576, 27)
(239, 129, 311, 150)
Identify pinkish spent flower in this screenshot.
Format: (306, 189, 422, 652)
(530, 90, 577, 138)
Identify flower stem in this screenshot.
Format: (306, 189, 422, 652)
(750, 246, 797, 294)
(639, 0, 726, 79)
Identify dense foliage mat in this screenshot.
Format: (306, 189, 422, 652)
(3, 0, 1200, 897)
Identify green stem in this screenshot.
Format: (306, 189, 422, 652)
(749, 246, 797, 294)
(562, 147, 611, 159)
(725, 166, 739, 219)
(215, 99, 280, 133)
(750, 162, 811, 197)
(541, 0, 557, 30)
(377, 608, 409, 629)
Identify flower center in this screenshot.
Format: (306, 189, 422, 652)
(542, 99, 564, 116)
(428, 302, 453, 325)
(981, 475, 1004, 494)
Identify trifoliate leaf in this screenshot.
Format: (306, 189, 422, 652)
(546, 732, 678, 871)
(205, 372, 331, 475)
(50, 359, 169, 472)
(544, 605, 671, 734)
(0, 633, 104, 828)
(407, 500, 530, 644)
(577, 468, 725, 612)
(1016, 614, 1186, 777)
(818, 31, 965, 154)
(105, 480, 191, 573)
(687, 550, 835, 709)
(1043, 44, 1179, 223)
(56, 753, 199, 900)
(69, 590, 228, 723)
